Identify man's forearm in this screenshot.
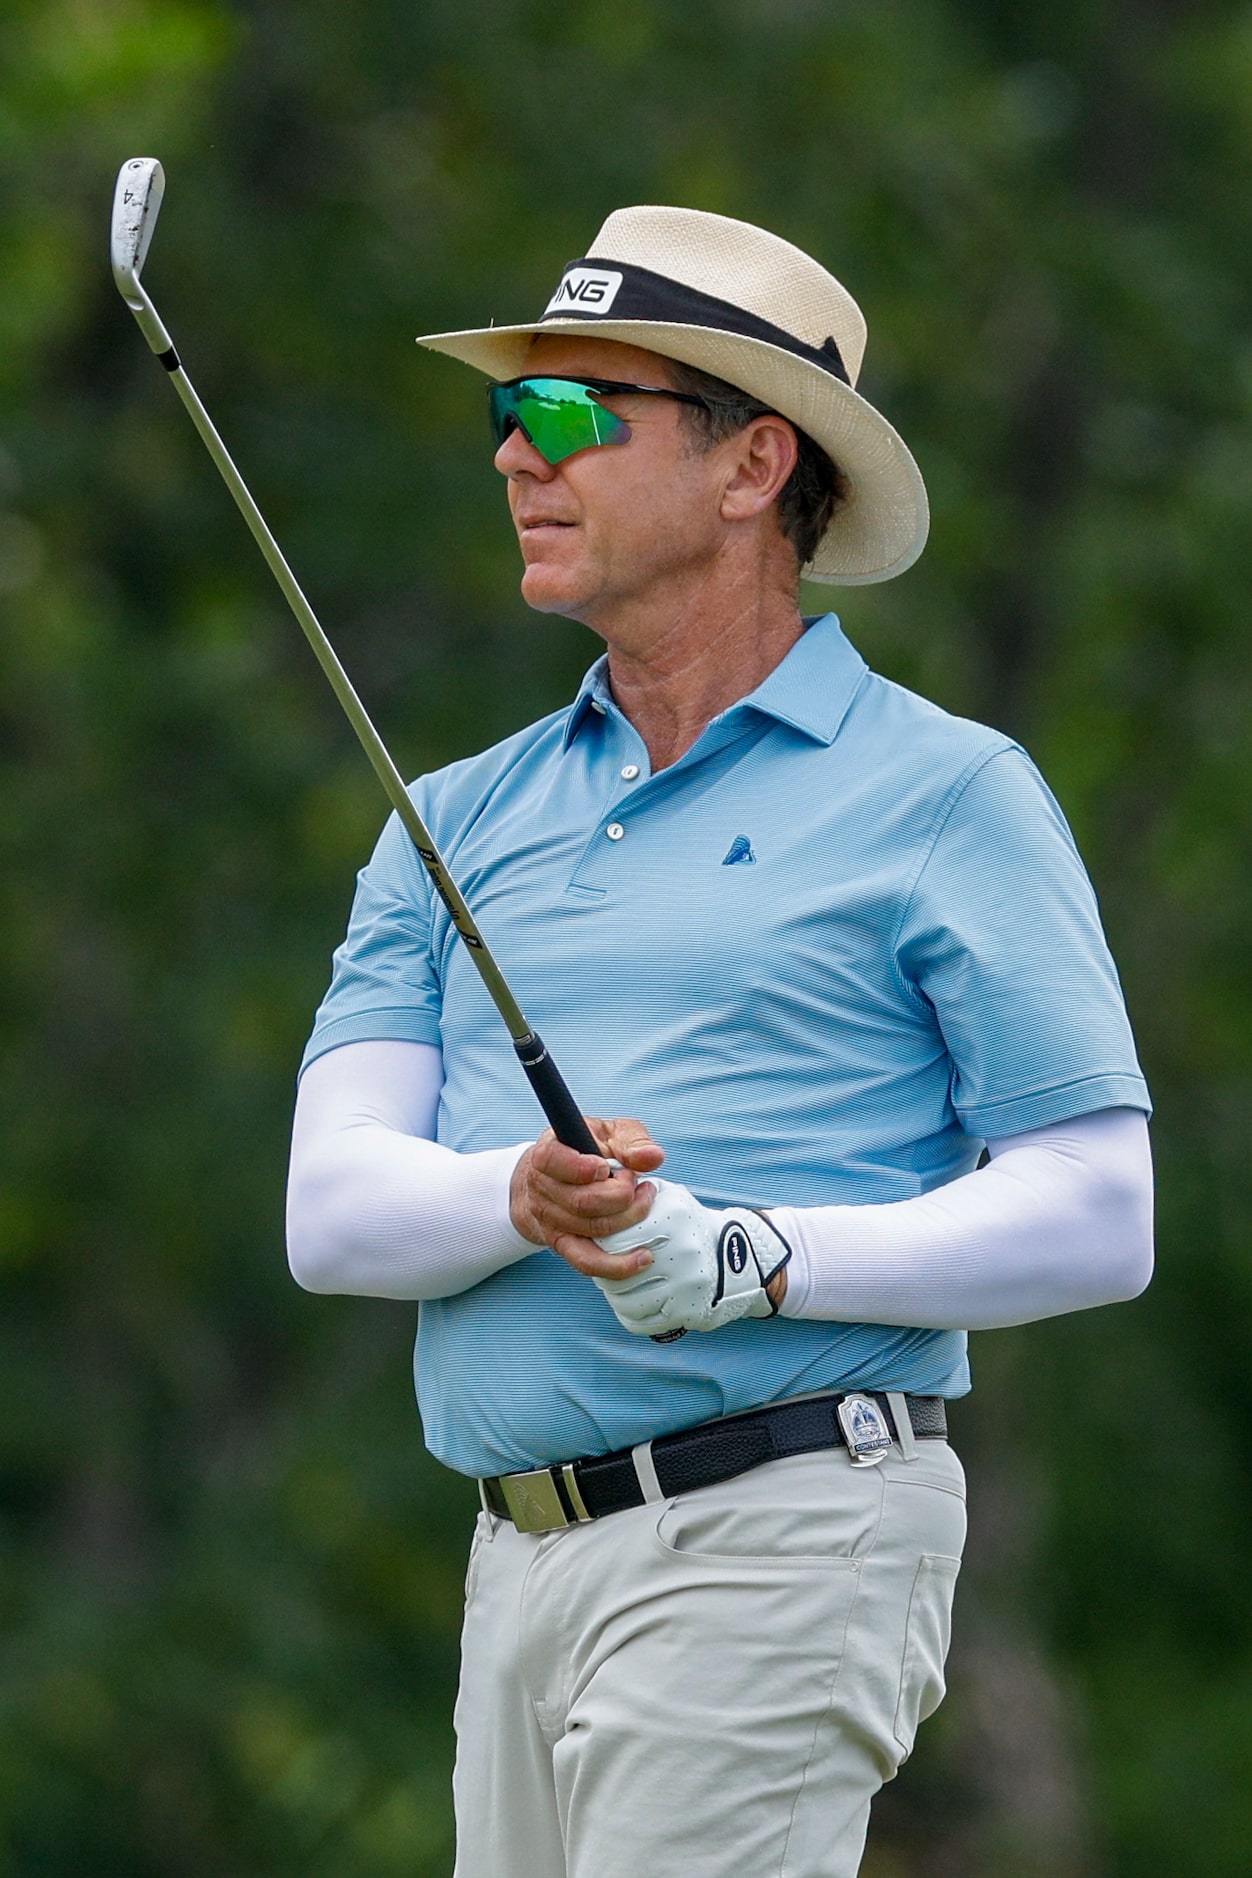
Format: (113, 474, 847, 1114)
(286, 1039, 534, 1300)
(289, 1049, 1153, 1331)
(772, 1108, 1153, 1330)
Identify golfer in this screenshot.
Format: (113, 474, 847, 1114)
(287, 208, 1153, 1877)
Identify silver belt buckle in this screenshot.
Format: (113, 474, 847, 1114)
(837, 1393, 894, 1467)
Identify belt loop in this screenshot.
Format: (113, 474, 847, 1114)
(632, 1440, 665, 1504)
(478, 1478, 492, 1514)
(886, 1393, 917, 1462)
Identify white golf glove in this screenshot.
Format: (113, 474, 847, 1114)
(593, 1179, 791, 1337)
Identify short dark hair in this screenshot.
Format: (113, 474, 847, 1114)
(666, 359, 848, 571)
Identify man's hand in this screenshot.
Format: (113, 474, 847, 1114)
(509, 1117, 666, 1281)
(592, 1180, 792, 1335)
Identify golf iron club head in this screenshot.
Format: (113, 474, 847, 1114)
(111, 158, 173, 355)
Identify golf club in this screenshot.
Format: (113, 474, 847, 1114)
(109, 156, 600, 1158)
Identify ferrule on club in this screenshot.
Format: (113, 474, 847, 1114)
(123, 276, 176, 360)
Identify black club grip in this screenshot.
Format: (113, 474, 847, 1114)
(512, 1032, 686, 1344)
(513, 1032, 600, 1154)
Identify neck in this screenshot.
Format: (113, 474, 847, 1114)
(596, 571, 805, 773)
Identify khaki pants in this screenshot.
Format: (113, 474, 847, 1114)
(452, 1438, 965, 1878)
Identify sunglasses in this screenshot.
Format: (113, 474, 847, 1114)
(488, 376, 706, 465)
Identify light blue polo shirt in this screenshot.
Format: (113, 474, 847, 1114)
(302, 613, 1149, 1478)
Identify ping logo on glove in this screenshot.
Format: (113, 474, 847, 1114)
(713, 1221, 755, 1304)
(594, 1183, 791, 1336)
(721, 1225, 751, 1275)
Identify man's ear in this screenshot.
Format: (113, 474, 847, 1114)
(718, 416, 798, 523)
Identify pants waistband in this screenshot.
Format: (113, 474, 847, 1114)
(480, 1391, 948, 1535)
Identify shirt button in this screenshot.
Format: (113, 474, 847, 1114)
(606, 822, 625, 842)
(620, 763, 640, 780)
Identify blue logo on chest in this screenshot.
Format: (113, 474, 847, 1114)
(722, 835, 756, 866)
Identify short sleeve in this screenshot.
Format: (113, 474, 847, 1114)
(893, 747, 1150, 1136)
(300, 807, 445, 1074)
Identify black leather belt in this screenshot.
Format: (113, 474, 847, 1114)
(480, 1391, 948, 1535)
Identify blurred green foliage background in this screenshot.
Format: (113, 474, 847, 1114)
(1, 1, 1250, 1872)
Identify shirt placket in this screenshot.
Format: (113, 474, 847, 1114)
(568, 701, 767, 890)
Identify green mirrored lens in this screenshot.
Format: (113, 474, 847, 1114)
(488, 379, 631, 464)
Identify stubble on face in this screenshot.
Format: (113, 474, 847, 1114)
(498, 335, 731, 640)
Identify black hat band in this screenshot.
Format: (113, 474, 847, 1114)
(540, 257, 851, 387)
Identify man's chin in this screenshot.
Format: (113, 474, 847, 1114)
(519, 564, 588, 619)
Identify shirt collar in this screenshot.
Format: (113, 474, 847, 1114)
(561, 613, 867, 752)
(562, 657, 617, 749)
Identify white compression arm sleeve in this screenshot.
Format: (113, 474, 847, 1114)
(286, 1039, 535, 1300)
(772, 1107, 1153, 1330)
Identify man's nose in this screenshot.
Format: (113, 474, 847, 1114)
(494, 422, 556, 479)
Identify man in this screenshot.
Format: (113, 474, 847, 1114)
(286, 207, 1153, 1877)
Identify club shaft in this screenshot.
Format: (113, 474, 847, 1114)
(132, 316, 597, 1153)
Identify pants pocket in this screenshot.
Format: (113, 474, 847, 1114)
(893, 1553, 961, 1758)
(652, 1449, 886, 1565)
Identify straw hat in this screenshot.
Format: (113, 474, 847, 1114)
(416, 205, 928, 585)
